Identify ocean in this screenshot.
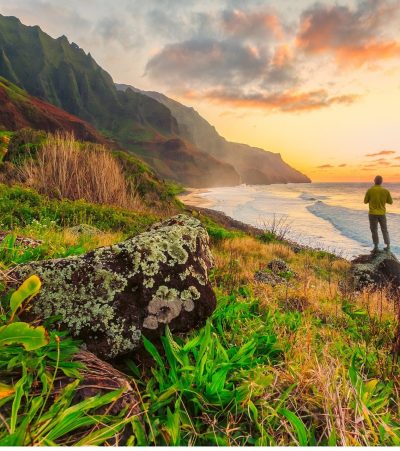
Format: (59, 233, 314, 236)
(190, 183, 400, 260)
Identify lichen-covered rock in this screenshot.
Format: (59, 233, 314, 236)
(0, 231, 42, 248)
(12, 215, 216, 359)
(349, 251, 400, 297)
(254, 270, 282, 286)
(267, 259, 292, 274)
(67, 224, 103, 236)
(254, 259, 297, 286)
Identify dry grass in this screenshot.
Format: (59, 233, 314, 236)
(211, 235, 400, 445)
(213, 235, 397, 322)
(20, 132, 141, 209)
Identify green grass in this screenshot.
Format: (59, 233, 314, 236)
(0, 189, 400, 445)
(0, 277, 136, 446)
(0, 184, 158, 235)
(190, 212, 244, 242)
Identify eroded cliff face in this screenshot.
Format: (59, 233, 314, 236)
(0, 15, 240, 188)
(13, 215, 217, 359)
(117, 85, 311, 185)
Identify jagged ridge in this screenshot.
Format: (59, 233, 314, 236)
(117, 85, 311, 185)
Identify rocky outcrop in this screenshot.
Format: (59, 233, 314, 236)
(254, 259, 297, 286)
(11, 215, 216, 359)
(349, 251, 400, 297)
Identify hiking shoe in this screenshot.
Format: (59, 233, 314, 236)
(372, 247, 379, 253)
(384, 245, 391, 252)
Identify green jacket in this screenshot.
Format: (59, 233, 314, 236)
(364, 185, 393, 215)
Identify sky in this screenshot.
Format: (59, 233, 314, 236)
(1, 0, 400, 182)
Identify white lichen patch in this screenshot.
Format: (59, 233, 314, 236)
(143, 315, 158, 330)
(183, 299, 195, 312)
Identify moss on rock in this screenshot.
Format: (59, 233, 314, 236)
(13, 214, 216, 359)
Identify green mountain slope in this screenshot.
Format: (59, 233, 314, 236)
(0, 15, 176, 136)
(0, 76, 108, 143)
(0, 15, 240, 187)
(0, 14, 308, 187)
(117, 84, 311, 184)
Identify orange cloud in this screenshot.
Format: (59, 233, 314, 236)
(366, 150, 397, 157)
(296, 2, 400, 67)
(317, 164, 334, 169)
(272, 44, 292, 67)
(335, 42, 400, 67)
(191, 89, 359, 113)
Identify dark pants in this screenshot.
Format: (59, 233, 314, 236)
(369, 214, 390, 246)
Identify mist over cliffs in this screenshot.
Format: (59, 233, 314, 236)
(117, 85, 310, 185)
(0, 14, 310, 187)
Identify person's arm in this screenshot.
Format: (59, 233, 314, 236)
(387, 190, 393, 205)
(364, 190, 370, 204)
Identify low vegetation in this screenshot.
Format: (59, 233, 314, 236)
(0, 185, 399, 445)
(1, 129, 179, 212)
(0, 130, 399, 445)
(20, 133, 137, 209)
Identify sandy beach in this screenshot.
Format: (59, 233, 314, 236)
(178, 188, 215, 208)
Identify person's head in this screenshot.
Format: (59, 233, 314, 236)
(374, 175, 383, 185)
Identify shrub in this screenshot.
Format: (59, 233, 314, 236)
(20, 132, 140, 209)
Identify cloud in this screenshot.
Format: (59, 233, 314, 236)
(96, 16, 141, 49)
(144, 4, 367, 113)
(372, 158, 389, 163)
(366, 150, 397, 157)
(317, 164, 334, 169)
(145, 38, 269, 88)
(339, 163, 347, 167)
(189, 88, 359, 113)
(263, 44, 299, 86)
(296, 0, 400, 67)
(363, 160, 391, 167)
(221, 8, 285, 40)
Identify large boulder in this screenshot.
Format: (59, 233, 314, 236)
(349, 251, 400, 297)
(11, 215, 216, 359)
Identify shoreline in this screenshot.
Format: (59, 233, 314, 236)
(183, 203, 349, 261)
(178, 188, 215, 208)
(179, 185, 385, 262)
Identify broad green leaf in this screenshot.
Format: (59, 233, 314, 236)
(143, 336, 165, 369)
(130, 417, 148, 446)
(279, 408, 309, 446)
(10, 275, 42, 317)
(0, 322, 49, 351)
(165, 405, 181, 446)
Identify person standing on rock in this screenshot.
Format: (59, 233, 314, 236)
(364, 175, 393, 252)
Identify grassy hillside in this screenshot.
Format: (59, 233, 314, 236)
(0, 16, 240, 187)
(0, 184, 399, 445)
(0, 130, 181, 211)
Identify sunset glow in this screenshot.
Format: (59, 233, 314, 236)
(3, 0, 399, 182)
